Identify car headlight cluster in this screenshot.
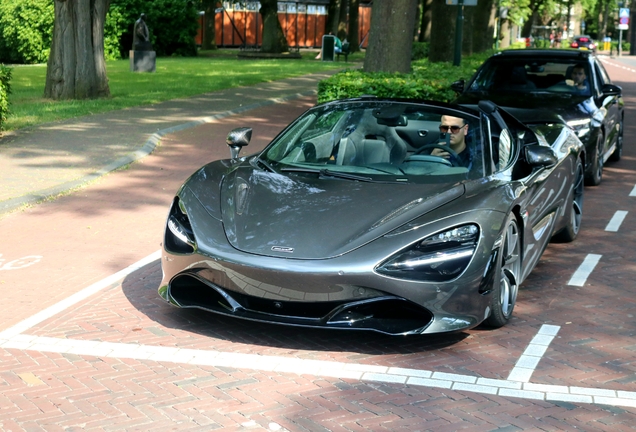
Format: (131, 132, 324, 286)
(376, 224, 479, 282)
(165, 197, 196, 254)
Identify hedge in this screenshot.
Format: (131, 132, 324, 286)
(0, 64, 12, 131)
(317, 51, 493, 104)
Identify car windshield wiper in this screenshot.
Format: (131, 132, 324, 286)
(320, 169, 374, 182)
(280, 167, 374, 182)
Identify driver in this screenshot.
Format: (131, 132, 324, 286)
(430, 115, 472, 168)
(566, 64, 590, 95)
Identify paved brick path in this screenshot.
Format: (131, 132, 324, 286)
(1, 61, 636, 430)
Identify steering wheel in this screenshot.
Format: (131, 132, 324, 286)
(411, 143, 460, 166)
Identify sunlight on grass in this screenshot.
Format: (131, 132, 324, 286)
(3, 53, 358, 131)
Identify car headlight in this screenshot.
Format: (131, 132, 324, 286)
(567, 118, 591, 138)
(376, 224, 479, 282)
(165, 197, 196, 253)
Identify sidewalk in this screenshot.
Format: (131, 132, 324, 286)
(0, 71, 334, 215)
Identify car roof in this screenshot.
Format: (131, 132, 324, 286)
(492, 49, 592, 60)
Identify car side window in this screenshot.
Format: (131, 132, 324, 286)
(595, 61, 611, 85)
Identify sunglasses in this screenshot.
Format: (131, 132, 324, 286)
(439, 124, 466, 134)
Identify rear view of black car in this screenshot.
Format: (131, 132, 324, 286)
(570, 35, 597, 52)
(452, 49, 623, 186)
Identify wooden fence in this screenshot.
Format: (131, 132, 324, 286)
(196, 2, 371, 49)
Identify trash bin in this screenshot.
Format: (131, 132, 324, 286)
(321, 35, 335, 61)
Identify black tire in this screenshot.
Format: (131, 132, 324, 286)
(484, 213, 521, 328)
(585, 134, 604, 186)
(609, 120, 623, 162)
(552, 159, 584, 243)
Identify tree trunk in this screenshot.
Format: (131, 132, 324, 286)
(472, 0, 496, 52)
(337, 0, 349, 41)
(326, 0, 341, 35)
(45, 0, 110, 100)
(429, 0, 455, 63)
(348, 0, 360, 52)
(462, 7, 474, 55)
(364, 0, 418, 73)
(202, 0, 217, 50)
(418, 0, 432, 42)
(260, 0, 288, 53)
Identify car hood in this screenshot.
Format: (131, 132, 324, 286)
(210, 165, 465, 259)
(456, 92, 597, 124)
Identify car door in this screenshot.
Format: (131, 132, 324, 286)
(486, 109, 569, 282)
(593, 58, 620, 154)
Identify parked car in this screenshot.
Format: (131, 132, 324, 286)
(570, 35, 597, 52)
(158, 97, 584, 335)
(452, 49, 623, 185)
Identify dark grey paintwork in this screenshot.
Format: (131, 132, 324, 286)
(158, 98, 585, 335)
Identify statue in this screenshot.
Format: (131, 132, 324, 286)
(130, 13, 155, 72)
(132, 13, 152, 51)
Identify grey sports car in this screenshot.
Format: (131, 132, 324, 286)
(158, 98, 584, 335)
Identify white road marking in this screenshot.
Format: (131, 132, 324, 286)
(605, 210, 628, 232)
(0, 254, 43, 271)
(507, 324, 559, 382)
(1, 332, 636, 408)
(630, 184, 636, 197)
(1, 251, 634, 409)
(599, 57, 636, 73)
(0, 250, 161, 339)
(568, 254, 602, 286)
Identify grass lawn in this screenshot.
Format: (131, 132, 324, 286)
(4, 49, 362, 132)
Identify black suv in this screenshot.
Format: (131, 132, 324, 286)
(453, 49, 623, 186)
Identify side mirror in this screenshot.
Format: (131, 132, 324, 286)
(601, 83, 622, 96)
(525, 145, 557, 168)
(451, 79, 465, 93)
(226, 127, 252, 159)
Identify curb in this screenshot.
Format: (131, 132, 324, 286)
(0, 89, 317, 216)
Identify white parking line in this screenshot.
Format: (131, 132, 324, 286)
(605, 211, 628, 232)
(0, 250, 161, 339)
(568, 254, 602, 287)
(2, 331, 636, 408)
(1, 251, 634, 409)
(507, 324, 560, 382)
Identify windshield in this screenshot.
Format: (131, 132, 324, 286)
(260, 101, 484, 183)
(469, 58, 592, 96)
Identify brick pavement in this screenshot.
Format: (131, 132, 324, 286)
(1, 61, 636, 430)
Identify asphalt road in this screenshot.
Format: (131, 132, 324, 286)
(1, 59, 636, 430)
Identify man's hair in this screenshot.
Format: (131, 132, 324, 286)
(572, 63, 586, 73)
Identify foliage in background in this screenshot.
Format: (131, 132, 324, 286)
(104, 6, 129, 61)
(0, 64, 12, 131)
(317, 51, 492, 104)
(611, 41, 631, 53)
(411, 42, 430, 61)
(0, 0, 199, 64)
(0, 0, 54, 64)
